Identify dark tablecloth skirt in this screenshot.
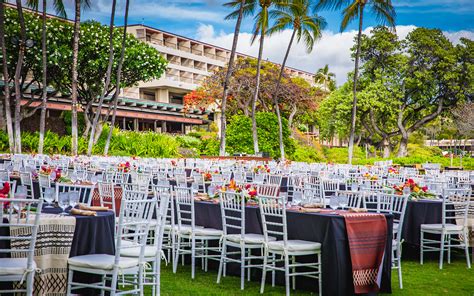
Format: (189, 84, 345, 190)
(193, 201, 393, 296)
(401, 200, 443, 246)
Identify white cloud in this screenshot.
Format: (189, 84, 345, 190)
(196, 24, 474, 85)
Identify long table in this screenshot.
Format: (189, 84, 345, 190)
(194, 201, 393, 296)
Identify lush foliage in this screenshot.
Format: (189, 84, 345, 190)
(2, 7, 167, 128)
(226, 112, 295, 158)
(183, 58, 325, 128)
(317, 26, 474, 157)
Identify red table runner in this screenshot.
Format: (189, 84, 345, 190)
(341, 213, 387, 294)
(91, 186, 123, 216)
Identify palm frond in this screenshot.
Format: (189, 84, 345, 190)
(314, 0, 353, 12)
(53, 0, 67, 18)
(371, 0, 396, 28)
(340, 1, 359, 32)
(25, 0, 39, 11)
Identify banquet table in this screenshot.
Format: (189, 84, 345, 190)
(193, 201, 393, 296)
(0, 207, 115, 295)
(401, 199, 444, 246)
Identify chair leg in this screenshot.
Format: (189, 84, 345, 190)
(318, 253, 322, 294)
(217, 241, 226, 284)
(284, 254, 290, 296)
(420, 231, 424, 265)
(191, 237, 196, 279)
(240, 245, 245, 290)
(260, 249, 268, 294)
(291, 256, 296, 290)
(110, 270, 118, 296)
(465, 230, 471, 269)
(247, 248, 251, 282)
(439, 232, 445, 269)
(138, 265, 144, 296)
(447, 234, 451, 264)
(173, 236, 181, 273)
(26, 271, 35, 296)
(100, 274, 106, 296)
(66, 269, 73, 296)
(271, 254, 276, 287)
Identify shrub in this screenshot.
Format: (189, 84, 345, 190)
(226, 112, 295, 158)
(292, 144, 326, 163)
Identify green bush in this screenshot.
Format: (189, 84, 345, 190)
(226, 112, 295, 158)
(292, 144, 325, 163)
(176, 135, 202, 149)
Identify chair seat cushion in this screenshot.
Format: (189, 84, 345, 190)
(0, 258, 36, 275)
(267, 240, 321, 252)
(193, 228, 223, 237)
(165, 224, 203, 231)
(119, 240, 158, 258)
(68, 254, 139, 270)
(226, 233, 276, 244)
(421, 224, 463, 232)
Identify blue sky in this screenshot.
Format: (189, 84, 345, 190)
(63, 0, 474, 36)
(31, 0, 474, 83)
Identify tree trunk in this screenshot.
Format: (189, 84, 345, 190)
(347, 5, 364, 164)
(288, 104, 297, 130)
(104, 0, 129, 156)
(0, 1, 14, 152)
(13, 0, 27, 154)
(87, 0, 116, 156)
(272, 29, 296, 161)
(71, 0, 81, 155)
(381, 137, 390, 158)
(251, 27, 266, 154)
(219, 0, 244, 156)
(398, 134, 409, 157)
(38, 0, 47, 154)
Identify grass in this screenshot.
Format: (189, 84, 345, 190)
(139, 259, 474, 296)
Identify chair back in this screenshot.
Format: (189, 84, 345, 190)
(442, 188, 472, 228)
(98, 181, 115, 213)
(258, 195, 288, 245)
(0, 198, 43, 275)
(19, 171, 34, 199)
(0, 170, 9, 181)
(55, 183, 95, 205)
(336, 190, 364, 209)
(256, 184, 279, 197)
(266, 174, 282, 186)
(174, 187, 195, 231)
(116, 190, 156, 265)
(219, 191, 245, 238)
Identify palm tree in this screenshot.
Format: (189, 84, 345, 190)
(315, 0, 395, 164)
(87, 0, 117, 156)
(268, 0, 326, 160)
(219, 0, 246, 156)
(71, 0, 91, 155)
(13, 0, 28, 153)
(248, 0, 287, 155)
(26, 0, 66, 155)
(0, 1, 14, 152)
(104, 0, 130, 156)
(315, 64, 335, 91)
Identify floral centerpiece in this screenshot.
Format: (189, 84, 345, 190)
(253, 165, 270, 174)
(388, 167, 399, 174)
(118, 161, 131, 173)
(203, 172, 213, 182)
(363, 172, 379, 180)
(393, 179, 436, 200)
(39, 166, 62, 182)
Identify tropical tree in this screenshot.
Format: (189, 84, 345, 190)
(268, 0, 326, 159)
(219, 0, 246, 156)
(315, 64, 335, 91)
(87, 0, 116, 156)
(25, 0, 66, 154)
(315, 0, 396, 164)
(104, 0, 130, 156)
(12, 0, 29, 153)
(0, 1, 14, 151)
(246, 0, 286, 154)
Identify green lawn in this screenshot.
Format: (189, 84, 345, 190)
(141, 259, 474, 295)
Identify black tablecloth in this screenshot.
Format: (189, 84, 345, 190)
(41, 207, 115, 256)
(194, 201, 393, 296)
(401, 200, 443, 246)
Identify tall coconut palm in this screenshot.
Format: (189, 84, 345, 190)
(248, 0, 287, 155)
(315, 0, 395, 164)
(13, 0, 28, 153)
(26, 0, 66, 155)
(219, 0, 246, 156)
(87, 0, 117, 156)
(268, 0, 326, 160)
(0, 0, 14, 152)
(104, 0, 130, 156)
(315, 64, 335, 91)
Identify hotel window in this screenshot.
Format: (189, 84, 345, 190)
(142, 91, 156, 101)
(169, 93, 184, 105)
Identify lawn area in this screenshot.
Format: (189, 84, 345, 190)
(145, 259, 474, 295)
